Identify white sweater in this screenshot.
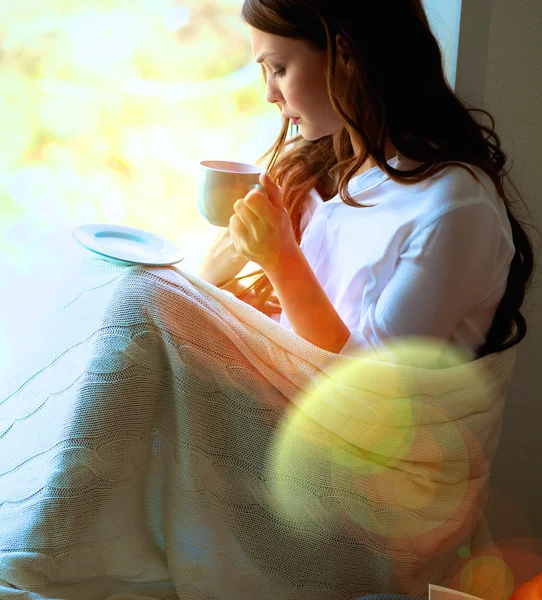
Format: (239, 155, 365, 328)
(274, 154, 515, 358)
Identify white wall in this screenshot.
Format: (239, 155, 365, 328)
(455, 0, 542, 572)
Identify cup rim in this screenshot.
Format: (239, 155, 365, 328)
(200, 160, 263, 174)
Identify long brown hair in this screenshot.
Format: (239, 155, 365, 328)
(228, 0, 538, 358)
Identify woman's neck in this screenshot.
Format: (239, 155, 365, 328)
(351, 139, 397, 177)
(316, 139, 399, 201)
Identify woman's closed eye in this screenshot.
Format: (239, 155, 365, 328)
(271, 67, 286, 78)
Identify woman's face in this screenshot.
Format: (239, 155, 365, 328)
(249, 27, 346, 141)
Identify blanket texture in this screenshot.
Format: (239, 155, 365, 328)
(0, 250, 516, 600)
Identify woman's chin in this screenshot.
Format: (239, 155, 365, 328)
(300, 124, 338, 142)
(298, 124, 317, 141)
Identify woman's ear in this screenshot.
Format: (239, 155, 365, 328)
(335, 34, 354, 75)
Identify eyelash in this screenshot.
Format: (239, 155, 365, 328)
(271, 68, 285, 78)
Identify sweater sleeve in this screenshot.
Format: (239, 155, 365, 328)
(338, 200, 514, 357)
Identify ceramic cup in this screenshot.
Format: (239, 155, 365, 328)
(197, 160, 264, 227)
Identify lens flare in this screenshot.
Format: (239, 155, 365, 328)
(265, 337, 488, 546)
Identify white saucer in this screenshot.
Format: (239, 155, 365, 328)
(72, 223, 184, 266)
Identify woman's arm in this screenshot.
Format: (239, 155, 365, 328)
(198, 227, 249, 287)
(264, 247, 351, 354)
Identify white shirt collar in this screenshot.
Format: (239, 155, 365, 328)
(307, 152, 414, 212)
(344, 154, 400, 199)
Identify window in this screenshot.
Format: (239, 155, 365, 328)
(0, 0, 281, 377)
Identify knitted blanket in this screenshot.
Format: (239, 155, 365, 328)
(0, 250, 516, 600)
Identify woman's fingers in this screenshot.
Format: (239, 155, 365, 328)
(243, 190, 271, 221)
(233, 198, 256, 229)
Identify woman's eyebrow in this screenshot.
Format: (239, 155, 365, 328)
(255, 52, 279, 63)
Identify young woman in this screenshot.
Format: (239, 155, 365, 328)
(199, 0, 536, 360)
(0, 2, 537, 599)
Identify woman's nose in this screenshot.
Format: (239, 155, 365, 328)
(265, 79, 283, 105)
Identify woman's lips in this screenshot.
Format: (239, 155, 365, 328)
(290, 117, 301, 124)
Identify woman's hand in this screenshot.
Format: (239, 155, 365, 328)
(229, 172, 299, 274)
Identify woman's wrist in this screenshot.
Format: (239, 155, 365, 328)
(261, 243, 303, 281)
